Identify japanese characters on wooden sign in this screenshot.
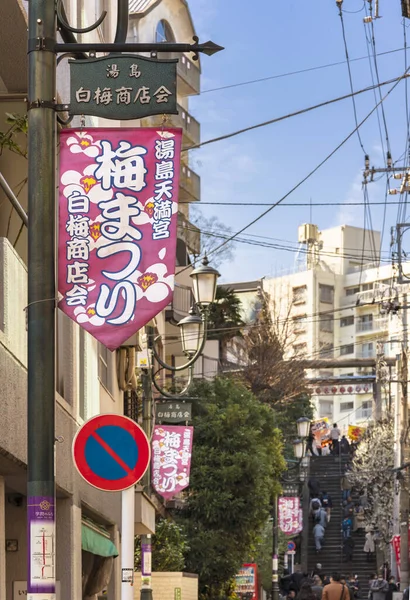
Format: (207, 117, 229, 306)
(58, 127, 182, 350)
(152, 426, 193, 499)
(155, 402, 192, 423)
(69, 54, 177, 120)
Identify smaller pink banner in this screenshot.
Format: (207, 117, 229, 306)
(152, 426, 193, 499)
(278, 496, 301, 535)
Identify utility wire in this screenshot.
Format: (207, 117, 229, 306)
(181, 200, 410, 207)
(185, 66, 410, 270)
(201, 46, 407, 95)
(182, 74, 409, 152)
(338, 4, 368, 154)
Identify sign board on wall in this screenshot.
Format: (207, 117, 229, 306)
(13, 580, 61, 599)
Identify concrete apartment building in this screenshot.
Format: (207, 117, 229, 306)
(263, 223, 407, 428)
(0, 0, 202, 598)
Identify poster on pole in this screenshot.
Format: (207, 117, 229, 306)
(58, 127, 182, 350)
(151, 426, 193, 499)
(278, 497, 302, 535)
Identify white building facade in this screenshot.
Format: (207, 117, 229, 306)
(263, 224, 406, 429)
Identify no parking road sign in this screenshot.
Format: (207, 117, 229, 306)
(73, 414, 150, 492)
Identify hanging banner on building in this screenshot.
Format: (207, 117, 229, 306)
(311, 384, 372, 395)
(278, 497, 302, 535)
(58, 127, 182, 350)
(151, 426, 193, 499)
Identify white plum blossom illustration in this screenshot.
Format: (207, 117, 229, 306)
(61, 165, 114, 205)
(66, 132, 101, 157)
(74, 304, 105, 327)
(127, 262, 174, 303)
(156, 130, 175, 139)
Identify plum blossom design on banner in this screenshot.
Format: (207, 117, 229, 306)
(58, 128, 182, 349)
(278, 497, 302, 535)
(151, 426, 193, 499)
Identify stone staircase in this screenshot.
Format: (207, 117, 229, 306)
(307, 454, 377, 597)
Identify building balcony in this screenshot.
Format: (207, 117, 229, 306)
(141, 104, 200, 147)
(175, 54, 200, 96)
(356, 348, 376, 359)
(180, 164, 200, 202)
(177, 213, 200, 255)
(356, 317, 388, 335)
(166, 283, 194, 323)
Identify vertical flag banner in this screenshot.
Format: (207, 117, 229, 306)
(58, 127, 182, 350)
(278, 496, 302, 535)
(151, 425, 193, 499)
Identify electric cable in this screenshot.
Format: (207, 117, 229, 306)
(183, 66, 410, 271)
(182, 73, 409, 152)
(201, 46, 407, 95)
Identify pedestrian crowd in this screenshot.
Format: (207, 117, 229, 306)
(279, 568, 399, 600)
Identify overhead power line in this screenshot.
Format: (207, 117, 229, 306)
(182, 73, 409, 152)
(182, 200, 408, 207)
(197, 67, 410, 265)
(201, 46, 406, 95)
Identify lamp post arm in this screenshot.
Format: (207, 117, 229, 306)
(151, 365, 194, 398)
(148, 314, 209, 372)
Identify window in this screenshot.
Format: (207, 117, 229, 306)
(361, 283, 374, 291)
(340, 401, 354, 412)
(292, 285, 307, 305)
(357, 313, 373, 332)
(340, 316, 354, 327)
(340, 344, 354, 356)
(293, 315, 307, 333)
(319, 370, 333, 378)
(293, 343, 307, 356)
(319, 400, 333, 418)
(98, 342, 113, 393)
(319, 342, 333, 358)
(360, 400, 372, 419)
(360, 342, 374, 358)
(319, 284, 334, 304)
(155, 20, 175, 43)
(127, 18, 138, 43)
(346, 286, 360, 296)
(319, 314, 334, 332)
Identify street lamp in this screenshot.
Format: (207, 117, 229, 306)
(292, 439, 305, 460)
(148, 256, 220, 398)
(178, 309, 204, 356)
(190, 255, 220, 308)
(296, 417, 311, 439)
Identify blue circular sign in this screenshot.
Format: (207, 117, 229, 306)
(287, 541, 296, 552)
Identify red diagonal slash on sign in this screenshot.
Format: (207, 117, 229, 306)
(92, 431, 133, 475)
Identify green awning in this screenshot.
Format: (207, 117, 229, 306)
(81, 524, 118, 558)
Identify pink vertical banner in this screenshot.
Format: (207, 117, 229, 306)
(58, 127, 182, 350)
(278, 497, 301, 535)
(151, 426, 193, 499)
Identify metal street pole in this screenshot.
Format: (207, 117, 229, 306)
(27, 0, 57, 597)
(272, 494, 279, 600)
(400, 293, 409, 589)
(141, 367, 153, 600)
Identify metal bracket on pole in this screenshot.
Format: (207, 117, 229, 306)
(28, 37, 56, 53)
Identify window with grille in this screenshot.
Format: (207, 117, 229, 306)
(319, 284, 334, 304)
(340, 401, 354, 412)
(340, 316, 354, 327)
(98, 342, 113, 393)
(319, 314, 334, 332)
(292, 285, 307, 305)
(340, 344, 354, 356)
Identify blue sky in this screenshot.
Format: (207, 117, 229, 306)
(185, 0, 409, 282)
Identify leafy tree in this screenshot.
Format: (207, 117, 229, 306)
(134, 518, 189, 572)
(190, 208, 235, 268)
(207, 287, 245, 357)
(348, 418, 395, 546)
(175, 377, 286, 600)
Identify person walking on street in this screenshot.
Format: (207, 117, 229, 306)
(342, 516, 352, 539)
(321, 491, 333, 522)
(370, 574, 389, 600)
(340, 576, 354, 600)
(314, 523, 325, 553)
(340, 435, 350, 454)
(297, 583, 318, 600)
(312, 576, 324, 600)
(331, 424, 341, 454)
(364, 530, 375, 563)
(322, 573, 350, 600)
(341, 467, 352, 501)
(342, 537, 355, 562)
(315, 507, 328, 529)
(309, 477, 321, 498)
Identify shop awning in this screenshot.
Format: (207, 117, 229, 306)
(81, 524, 118, 558)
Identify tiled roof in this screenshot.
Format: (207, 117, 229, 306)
(129, 0, 156, 14)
